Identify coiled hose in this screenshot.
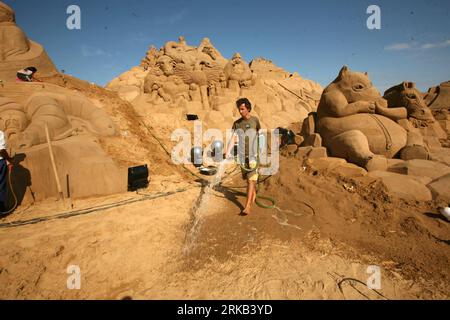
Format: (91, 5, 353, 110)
(223, 155, 276, 209)
(0, 167, 18, 216)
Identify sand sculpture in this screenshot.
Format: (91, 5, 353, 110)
(224, 53, 253, 88)
(141, 37, 228, 111)
(107, 37, 322, 132)
(384, 82, 434, 122)
(425, 81, 450, 110)
(0, 90, 125, 203)
(0, 1, 58, 81)
(424, 81, 450, 137)
(314, 66, 431, 170)
(0, 93, 116, 150)
(0, 1, 126, 204)
(383, 81, 447, 153)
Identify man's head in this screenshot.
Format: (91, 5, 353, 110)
(236, 98, 251, 118)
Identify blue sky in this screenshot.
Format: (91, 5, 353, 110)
(5, 0, 450, 92)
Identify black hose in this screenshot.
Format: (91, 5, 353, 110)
(0, 168, 18, 217)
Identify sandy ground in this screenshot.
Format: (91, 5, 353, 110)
(0, 158, 448, 300)
(0, 77, 448, 300)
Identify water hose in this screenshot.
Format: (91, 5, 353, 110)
(226, 133, 277, 209)
(0, 166, 18, 216)
(227, 156, 275, 209)
(228, 185, 276, 209)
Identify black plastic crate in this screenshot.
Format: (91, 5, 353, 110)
(128, 164, 149, 191)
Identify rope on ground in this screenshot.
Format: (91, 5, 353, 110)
(0, 188, 193, 229)
(338, 277, 389, 300)
(328, 271, 389, 300)
(138, 119, 204, 182)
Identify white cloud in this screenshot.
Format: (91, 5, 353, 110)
(420, 40, 450, 50)
(81, 45, 118, 57)
(385, 39, 450, 51)
(384, 43, 412, 51)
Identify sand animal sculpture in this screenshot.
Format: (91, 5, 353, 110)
(384, 82, 434, 124)
(383, 81, 447, 152)
(424, 81, 450, 137)
(425, 81, 450, 110)
(0, 92, 116, 150)
(316, 66, 429, 170)
(0, 1, 58, 81)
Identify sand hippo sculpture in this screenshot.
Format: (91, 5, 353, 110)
(0, 92, 116, 150)
(316, 66, 429, 170)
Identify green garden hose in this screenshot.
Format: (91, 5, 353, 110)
(224, 150, 276, 209)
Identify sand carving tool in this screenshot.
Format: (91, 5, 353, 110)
(45, 123, 65, 204)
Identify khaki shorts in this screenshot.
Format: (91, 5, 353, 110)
(241, 158, 258, 182)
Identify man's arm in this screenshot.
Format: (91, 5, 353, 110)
(0, 131, 13, 166)
(224, 132, 237, 159)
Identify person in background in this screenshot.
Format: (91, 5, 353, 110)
(16, 66, 38, 82)
(0, 129, 14, 212)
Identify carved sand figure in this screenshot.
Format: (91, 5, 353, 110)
(112, 37, 323, 130)
(0, 1, 58, 80)
(156, 55, 176, 77)
(424, 81, 450, 138)
(383, 81, 447, 154)
(163, 37, 199, 67)
(140, 45, 160, 69)
(384, 82, 434, 123)
(223, 53, 253, 85)
(0, 2, 29, 60)
(425, 81, 450, 110)
(316, 66, 429, 170)
(0, 92, 116, 150)
(146, 82, 170, 104)
(197, 37, 228, 67)
(141, 38, 229, 110)
(173, 60, 223, 86)
(0, 96, 28, 143)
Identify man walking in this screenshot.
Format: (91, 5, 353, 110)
(225, 98, 261, 215)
